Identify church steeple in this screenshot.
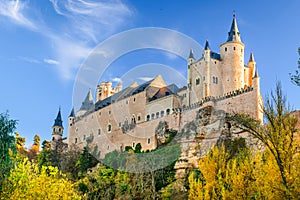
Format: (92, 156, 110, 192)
(227, 13, 241, 42)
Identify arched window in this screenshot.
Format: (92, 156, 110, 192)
(151, 113, 155, 120)
(225, 47, 227, 52)
(147, 115, 150, 121)
(148, 138, 151, 144)
(156, 112, 159, 118)
(107, 124, 112, 132)
(161, 110, 165, 117)
(131, 115, 136, 124)
(166, 109, 171, 115)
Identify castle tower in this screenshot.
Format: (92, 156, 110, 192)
(187, 48, 195, 106)
(67, 108, 75, 146)
(247, 52, 256, 86)
(252, 67, 263, 122)
(203, 40, 211, 97)
(220, 14, 245, 93)
(52, 108, 64, 142)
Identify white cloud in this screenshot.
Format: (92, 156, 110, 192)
(18, 56, 41, 64)
(0, 0, 134, 81)
(112, 77, 122, 83)
(43, 58, 60, 65)
(0, 0, 36, 30)
(49, 0, 133, 43)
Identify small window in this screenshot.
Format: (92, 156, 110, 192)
(161, 110, 165, 117)
(225, 47, 227, 52)
(119, 122, 121, 127)
(156, 112, 159, 118)
(133, 97, 136, 102)
(233, 47, 236, 50)
(151, 113, 155, 120)
(148, 138, 150, 144)
(108, 110, 111, 115)
(107, 145, 109, 150)
(75, 138, 77, 144)
(216, 77, 218, 84)
(59, 128, 61, 132)
(166, 109, 170, 115)
(137, 115, 141, 121)
(196, 78, 200, 85)
(165, 92, 170, 95)
(131, 116, 136, 124)
(99, 112, 101, 116)
(83, 135, 86, 140)
(98, 129, 101, 135)
(147, 115, 150, 121)
(107, 124, 112, 132)
(132, 142, 135, 147)
(203, 76, 205, 81)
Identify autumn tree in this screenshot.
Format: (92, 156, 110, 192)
(1, 158, 82, 200)
(28, 134, 40, 160)
(231, 82, 300, 198)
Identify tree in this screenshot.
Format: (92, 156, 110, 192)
(1, 158, 82, 200)
(231, 82, 300, 198)
(0, 112, 17, 191)
(290, 47, 300, 86)
(28, 134, 40, 160)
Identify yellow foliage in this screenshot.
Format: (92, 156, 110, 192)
(1, 158, 82, 200)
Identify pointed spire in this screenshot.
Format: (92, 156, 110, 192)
(53, 108, 63, 127)
(227, 13, 241, 42)
(188, 48, 194, 59)
(249, 52, 255, 62)
(204, 39, 210, 50)
(79, 89, 94, 111)
(69, 107, 75, 118)
(254, 67, 259, 78)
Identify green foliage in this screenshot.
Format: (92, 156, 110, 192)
(290, 47, 300, 86)
(0, 112, 17, 191)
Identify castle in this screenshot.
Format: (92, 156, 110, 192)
(51, 15, 263, 158)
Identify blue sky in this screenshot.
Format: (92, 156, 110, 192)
(0, 0, 299, 146)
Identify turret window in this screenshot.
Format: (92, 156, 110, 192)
(196, 78, 200, 85)
(107, 124, 112, 133)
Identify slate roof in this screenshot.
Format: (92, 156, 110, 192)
(148, 84, 179, 102)
(53, 109, 63, 127)
(95, 79, 154, 111)
(227, 14, 241, 42)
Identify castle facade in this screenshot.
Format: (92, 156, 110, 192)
(51, 15, 263, 158)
